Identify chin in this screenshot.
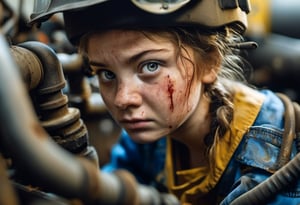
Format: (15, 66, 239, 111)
(126, 129, 166, 144)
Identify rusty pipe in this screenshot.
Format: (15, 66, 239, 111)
(12, 41, 91, 156)
(0, 155, 19, 205)
(0, 33, 99, 202)
(9, 45, 43, 90)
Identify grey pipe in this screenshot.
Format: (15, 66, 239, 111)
(0, 34, 98, 202)
(16, 41, 91, 155)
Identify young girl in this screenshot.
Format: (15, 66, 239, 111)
(30, 0, 300, 204)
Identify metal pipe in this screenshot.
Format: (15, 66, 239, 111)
(270, 93, 295, 171)
(271, 0, 300, 39)
(0, 33, 95, 201)
(9, 44, 43, 90)
(0, 155, 19, 205)
(16, 41, 91, 156)
(230, 152, 300, 205)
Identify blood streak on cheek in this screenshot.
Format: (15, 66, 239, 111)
(167, 75, 174, 112)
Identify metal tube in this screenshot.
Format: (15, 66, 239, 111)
(17, 41, 90, 155)
(0, 34, 94, 199)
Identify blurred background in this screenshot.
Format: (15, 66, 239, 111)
(245, 0, 300, 103)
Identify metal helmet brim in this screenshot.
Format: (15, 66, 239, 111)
(29, 0, 250, 45)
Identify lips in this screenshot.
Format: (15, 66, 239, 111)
(119, 118, 152, 130)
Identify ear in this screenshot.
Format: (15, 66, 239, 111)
(200, 49, 221, 83)
(201, 66, 219, 83)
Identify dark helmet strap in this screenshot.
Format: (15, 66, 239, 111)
(218, 0, 251, 13)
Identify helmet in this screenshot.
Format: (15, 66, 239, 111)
(29, 0, 251, 45)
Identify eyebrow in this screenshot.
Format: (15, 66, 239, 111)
(89, 48, 169, 67)
(89, 61, 105, 67)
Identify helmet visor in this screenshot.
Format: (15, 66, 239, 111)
(131, 0, 190, 14)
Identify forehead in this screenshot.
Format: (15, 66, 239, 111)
(85, 30, 176, 58)
(89, 30, 142, 42)
(87, 30, 159, 46)
(87, 29, 175, 48)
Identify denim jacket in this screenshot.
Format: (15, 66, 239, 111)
(102, 86, 300, 205)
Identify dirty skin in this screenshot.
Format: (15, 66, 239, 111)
(167, 75, 174, 112)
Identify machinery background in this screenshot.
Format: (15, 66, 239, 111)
(0, 0, 300, 204)
(245, 0, 300, 102)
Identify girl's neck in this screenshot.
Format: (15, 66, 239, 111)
(170, 94, 212, 168)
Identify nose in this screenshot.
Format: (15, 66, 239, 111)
(114, 82, 142, 110)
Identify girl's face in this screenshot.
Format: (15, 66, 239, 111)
(85, 30, 216, 143)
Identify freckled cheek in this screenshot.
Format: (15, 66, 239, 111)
(173, 89, 191, 116)
(99, 88, 114, 109)
(164, 89, 195, 131)
(161, 80, 189, 120)
(174, 89, 188, 105)
(146, 84, 167, 103)
(169, 78, 198, 121)
(143, 82, 171, 111)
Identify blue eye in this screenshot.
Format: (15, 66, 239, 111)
(142, 62, 160, 73)
(98, 70, 115, 82)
